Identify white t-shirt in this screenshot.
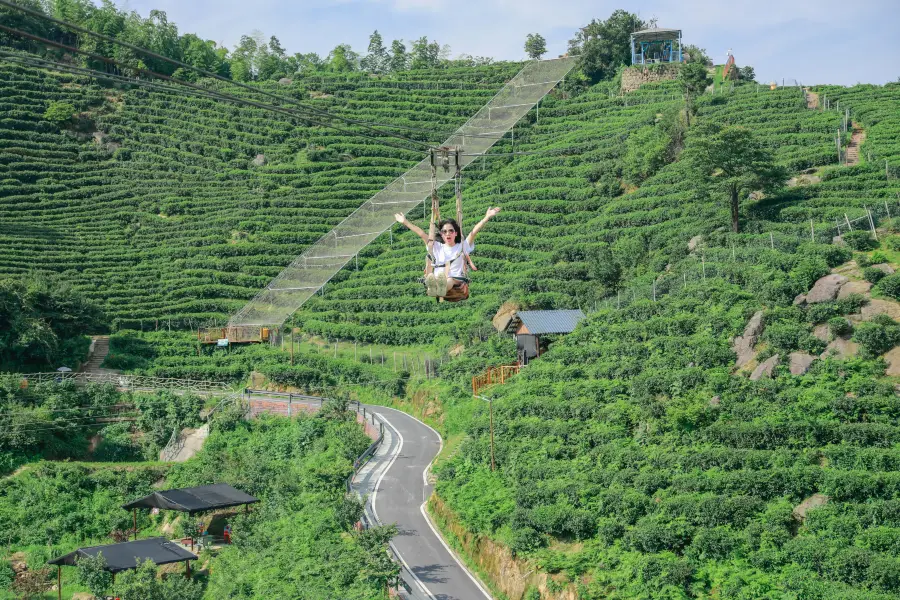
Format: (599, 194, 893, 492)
(431, 240, 474, 278)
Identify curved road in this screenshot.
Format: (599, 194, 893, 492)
(352, 405, 492, 600)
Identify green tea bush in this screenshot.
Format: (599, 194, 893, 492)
(864, 267, 888, 284)
(852, 315, 900, 357)
(829, 316, 853, 338)
(876, 273, 900, 300)
(844, 231, 878, 251)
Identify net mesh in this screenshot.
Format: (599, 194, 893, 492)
(230, 57, 576, 327)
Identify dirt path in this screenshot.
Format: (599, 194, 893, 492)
(804, 89, 819, 109)
(845, 125, 866, 166)
(80, 335, 120, 375)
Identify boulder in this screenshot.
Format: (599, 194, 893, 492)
(837, 280, 872, 300)
(72, 593, 96, 600)
(688, 235, 703, 252)
(492, 302, 520, 332)
(805, 274, 848, 304)
(252, 154, 267, 166)
(733, 311, 764, 368)
(793, 293, 807, 306)
(793, 493, 829, 521)
(709, 395, 721, 407)
(750, 354, 780, 380)
(789, 352, 817, 375)
(812, 324, 830, 342)
(820, 337, 859, 360)
(871, 263, 895, 275)
(884, 346, 900, 376)
(277, 78, 293, 85)
(861, 299, 900, 322)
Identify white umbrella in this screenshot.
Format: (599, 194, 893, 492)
(56, 367, 73, 372)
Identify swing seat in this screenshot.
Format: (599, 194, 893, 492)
(422, 273, 469, 302)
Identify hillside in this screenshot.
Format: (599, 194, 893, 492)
(0, 57, 518, 329)
(5, 43, 900, 599)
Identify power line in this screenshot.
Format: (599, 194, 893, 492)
(0, 24, 427, 153)
(0, 0, 435, 149)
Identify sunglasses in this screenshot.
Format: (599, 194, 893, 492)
(441, 228, 456, 234)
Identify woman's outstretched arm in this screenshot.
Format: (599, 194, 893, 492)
(466, 207, 501, 246)
(395, 213, 434, 249)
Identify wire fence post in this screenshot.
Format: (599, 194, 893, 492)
(867, 206, 878, 240)
(845, 213, 853, 231)
(769, 232, 774, 249)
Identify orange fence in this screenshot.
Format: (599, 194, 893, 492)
(472, 364, 520, 396)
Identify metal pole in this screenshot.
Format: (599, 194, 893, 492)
(290, 330, 294, 366)
(770, 232, 774, 249)
(885, 200, 892, 219)
(489, 398, 495, 472)
(845, 213, 853, 231)
(867, 206, 878, 240)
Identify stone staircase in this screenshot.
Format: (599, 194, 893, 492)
(81, 335, 118, 375)
(845, 125, 865, 166)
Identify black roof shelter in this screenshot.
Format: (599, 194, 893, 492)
(49, 537, 197, 573)
(48, 538, 197, 599)
(122, 483, 259, 515)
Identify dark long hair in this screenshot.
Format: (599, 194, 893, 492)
(437, 218, 461, 244)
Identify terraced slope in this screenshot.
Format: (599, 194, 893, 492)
(0, 59, 518, 328)
(296, 83, 844, 344)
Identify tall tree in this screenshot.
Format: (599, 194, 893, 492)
(678, 62, 711, 126)
(410, 36, 439, 69)
(739, 65, 756, 82)
(230, 34, 258, 81)
(685, 125, 787, 232)
(682, 44, 711, 66)
(362, 30, 388, 73)
(327, 44, 359, 72)
(568, 10, 645, 82)
(524, 33, 547, 60)
(389, 39, 408, 72)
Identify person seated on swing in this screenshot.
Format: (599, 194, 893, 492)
(394, 207, 501, 299)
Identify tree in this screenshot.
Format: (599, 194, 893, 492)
(362, 30, 388, 73)
(327, 44, 359, 72)
(678, 62, 712, 126)
(113, 559, 203, 600)
(568, 10, 645, 82)
(410, 36, 440, 69)
(685, 125, 787, 232)
(389, 39, 408, 71)
(739, 65, 756, 82)
(524, 33, 547, 60)
(76, 552, 112, 598)
(683, 44, 711, 66)
(230, 34, 259, 81)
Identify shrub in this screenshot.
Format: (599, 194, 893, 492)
(76, 552, 112, 599)
(852, 314, 900, 357)
(885, 236, 900, 251)
(828, 317, 853, 338)
(843, 230, 878, 251)
(876, 273, 900, 300)
(0, 561, 13, 590)
(864, 267, 887, 284)
(43, 101, 75, 125)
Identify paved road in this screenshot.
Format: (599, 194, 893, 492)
(352, 405, 492, 600)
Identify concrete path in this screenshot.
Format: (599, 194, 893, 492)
(80, 335, 120, 376)
(352, 405, 492, 600)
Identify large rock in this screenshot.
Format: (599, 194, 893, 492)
(805, 274, 848, 304)
(861, 299, 900, 322)
(837, 280, 872, 300)
(884, 346, 900, 376)
(820, 337, 859, 360)
(789, 352, 817, 375)
(733, 311, 764, 368)
(252, 153, 267, 166)
(793, 493, 829, 521)
(870, 263, 895, 275)
(688, 235, 703, 252)
(750, 354, 780, 380)
(812, 324, 830, 342)
(278, 77, 293, 85)
(492, 302, 520, 332)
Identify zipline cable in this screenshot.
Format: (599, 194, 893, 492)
(0, 25, 427, 153)
(0, 0, 438, 148)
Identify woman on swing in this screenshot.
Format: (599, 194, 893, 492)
(394, 207, 501, 301)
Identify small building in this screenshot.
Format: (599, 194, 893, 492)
(122, 483, 259, 516)
(49, 538, 198, 598)
(630, 28, 683, 65)
(506, 309, 585, 365)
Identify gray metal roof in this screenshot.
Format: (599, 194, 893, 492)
(49, 538, 197, 573)
(631, 28, 682, 42)
(511, 310, 586, 335)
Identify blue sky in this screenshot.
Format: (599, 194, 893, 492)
(115, 0, 898, 86)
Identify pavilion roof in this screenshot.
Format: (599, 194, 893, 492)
(49, 538, 196, 573)
(632, 28, 682, 42)
(122, 483, 258, 515)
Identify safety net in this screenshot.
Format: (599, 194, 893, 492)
(230, 57, 576, 327)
